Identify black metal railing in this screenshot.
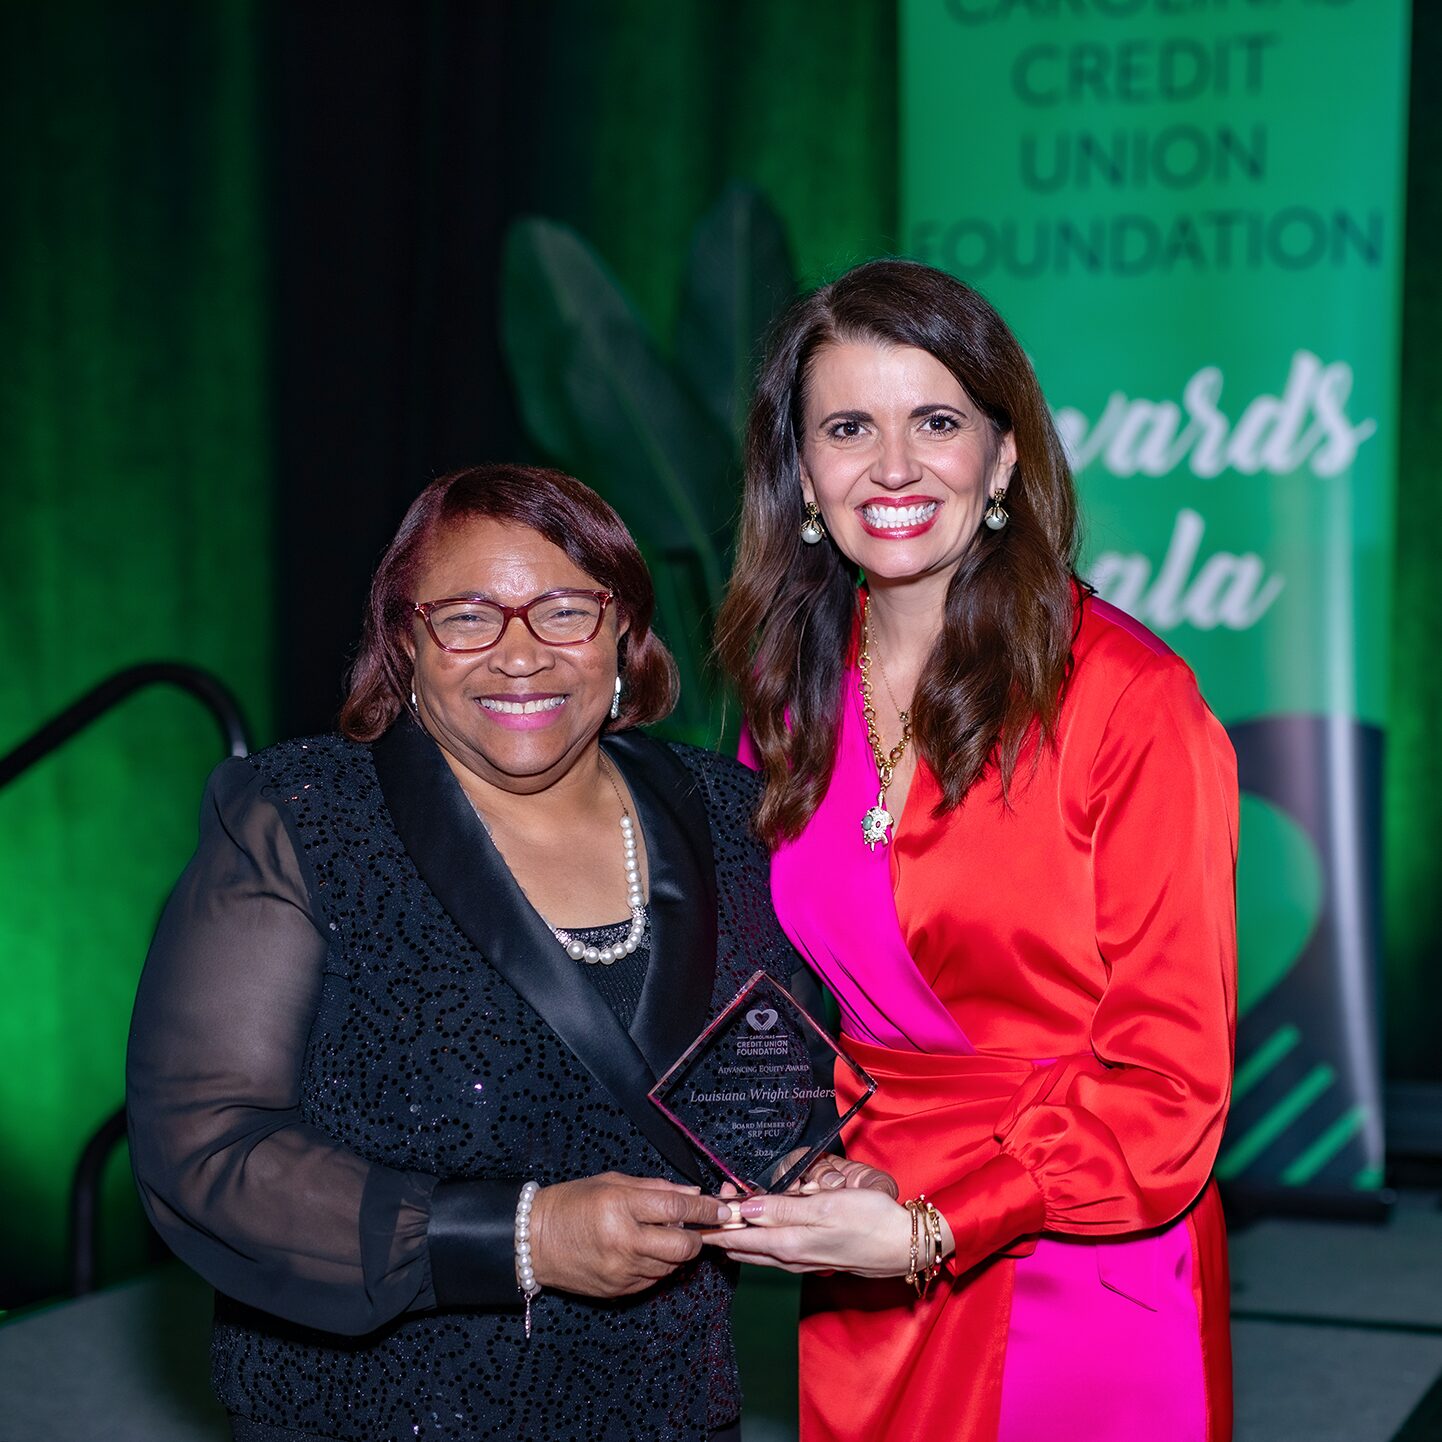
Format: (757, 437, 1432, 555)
(0, 663, 249, 787)
(0, 662, 252, 1295)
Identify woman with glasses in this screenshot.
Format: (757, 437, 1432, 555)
(126, 464, 834, 1442)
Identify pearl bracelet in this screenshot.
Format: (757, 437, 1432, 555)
(514, 1180, 541, 1338)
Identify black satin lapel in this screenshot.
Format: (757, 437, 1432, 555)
(371, 718, 701, 1181)
(604, 734, 718, 1081)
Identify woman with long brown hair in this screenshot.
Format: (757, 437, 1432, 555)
(708, 261, 1238, 1442)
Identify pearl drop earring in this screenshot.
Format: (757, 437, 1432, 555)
(801, 501, 825, 545)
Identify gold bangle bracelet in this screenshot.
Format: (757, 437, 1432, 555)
(904, 1199, 922, 1292)
(924, 1201, 944, 1274)
(903, 1196, 945, 1298)
(905, 1195, 945, 1299)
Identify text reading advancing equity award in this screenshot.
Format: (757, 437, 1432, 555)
(648, 970, 877, 1196)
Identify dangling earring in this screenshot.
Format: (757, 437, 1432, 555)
(984, 489, 1009, 531)
(800, 501, 825, 545)
(609, 675, 622, 721)
(410, 685, 418, 710)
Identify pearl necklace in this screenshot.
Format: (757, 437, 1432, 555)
(467, 756, 647, 965)
(553, 758, 646, 965)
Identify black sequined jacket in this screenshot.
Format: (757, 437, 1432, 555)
(126, 719, 815, 1442)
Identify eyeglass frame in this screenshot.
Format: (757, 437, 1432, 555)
(411, 589, 616, 654)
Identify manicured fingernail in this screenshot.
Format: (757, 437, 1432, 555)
(739, 1198, 765, 1219)
(820, 1171, 844, 1189)
(716, 1203, 733, 1223)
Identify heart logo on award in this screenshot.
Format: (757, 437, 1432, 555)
(746, 1007, 779, 1032)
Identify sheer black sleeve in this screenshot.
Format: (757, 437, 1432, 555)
(126, 759, 517, 1335)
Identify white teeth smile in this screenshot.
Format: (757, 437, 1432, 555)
(480, 696, 565, 714)
(862, 502, 938, 529)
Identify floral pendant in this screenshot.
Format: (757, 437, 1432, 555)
(861, 792, 895, 851)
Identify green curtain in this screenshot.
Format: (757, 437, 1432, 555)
(0, 1, 271, 1302)
(522, 0, 898, 337)
(0, 0, 898, 1309)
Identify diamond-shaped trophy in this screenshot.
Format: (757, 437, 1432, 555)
(648, 970, 877, 1196)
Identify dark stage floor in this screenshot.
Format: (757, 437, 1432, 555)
(3, 1193, 1440, 1441)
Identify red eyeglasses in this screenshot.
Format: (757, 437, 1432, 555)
(412, 590, 614, 653)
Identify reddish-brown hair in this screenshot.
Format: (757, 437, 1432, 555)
(716, 259, 1080, 846)
(340, 464, 678, 741)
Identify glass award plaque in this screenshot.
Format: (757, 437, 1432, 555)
(648, 970, 877, 1196)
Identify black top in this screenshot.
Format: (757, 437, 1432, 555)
(570, 918, 652, 1028)
(126, 721, 824, 1442)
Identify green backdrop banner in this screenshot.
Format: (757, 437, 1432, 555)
(902, 0, 1410, 1193)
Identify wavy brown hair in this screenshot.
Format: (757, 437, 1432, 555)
(716, 259, 1080, 846)
(340, 464, 678, 741)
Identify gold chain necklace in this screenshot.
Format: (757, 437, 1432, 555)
(874, 645, 910, 724)
(858, 597, 913, 851)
